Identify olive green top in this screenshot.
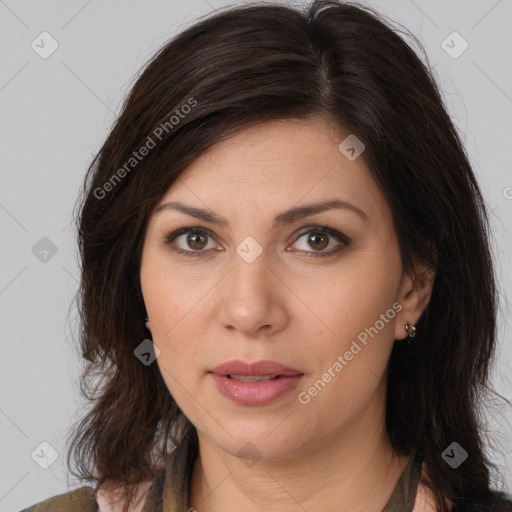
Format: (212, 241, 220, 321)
(19, 449, 423, 512)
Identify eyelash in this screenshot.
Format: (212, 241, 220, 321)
(164, 225, 351, 259)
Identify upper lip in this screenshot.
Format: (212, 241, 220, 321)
(210, 360, 303, 376)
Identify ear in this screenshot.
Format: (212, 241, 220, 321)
(394, 262, 436, 341)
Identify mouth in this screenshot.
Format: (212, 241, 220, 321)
(209, 360, 304, 406)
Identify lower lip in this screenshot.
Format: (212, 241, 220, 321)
(210, 373, 303, 406)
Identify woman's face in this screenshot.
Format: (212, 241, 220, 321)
(140, 117, 431, 461)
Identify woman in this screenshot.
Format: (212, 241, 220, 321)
(20, 1, 512, 511)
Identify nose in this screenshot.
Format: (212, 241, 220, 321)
(217, 250, 288, 338)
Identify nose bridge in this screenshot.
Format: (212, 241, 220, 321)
(218, 242, 282, 334)
(230, 240, 271, 294)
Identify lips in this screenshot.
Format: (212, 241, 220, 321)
(210, 359, 303, 378)
(209, 360, 305, 406)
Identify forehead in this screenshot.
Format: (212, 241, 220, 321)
(184, 117, 357, 178)
(157, 117, 389, 227)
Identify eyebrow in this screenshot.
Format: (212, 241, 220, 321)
(154, 198, 369, 228)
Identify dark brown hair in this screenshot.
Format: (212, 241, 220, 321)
(66, 1, 512, 511)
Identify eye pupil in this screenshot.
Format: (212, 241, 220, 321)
(308, 233, 328, 250)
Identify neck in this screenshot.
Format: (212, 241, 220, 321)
(188, 383, 409, 512)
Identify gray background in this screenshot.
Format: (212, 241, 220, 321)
(1, 0, 511, 510)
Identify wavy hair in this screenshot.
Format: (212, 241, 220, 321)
(66, 1, 512, 511)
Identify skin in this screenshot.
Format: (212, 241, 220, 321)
(140, 116, 436, 512)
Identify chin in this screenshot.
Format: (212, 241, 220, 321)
(205, 423, 306, 462)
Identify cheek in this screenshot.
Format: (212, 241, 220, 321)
(300, 247, 401, 396)
(141, 247, 196, 337)
(304, 249, 400, 343)
(140, 250, 220, 367)
(140, 250, 194, 381)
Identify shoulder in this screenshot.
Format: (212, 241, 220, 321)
(19, 480, 154, 512)
(413, 481, 437, 512)
(411, 460, 437, 512)
(19, 486, 97, 512)
(95, 480, 153, 512)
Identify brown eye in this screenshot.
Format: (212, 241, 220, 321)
(165, 227, 218, 257)
(305, 232, 329, 251)
(291, 226, 350, 258)
(186, 232, 209, 250)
